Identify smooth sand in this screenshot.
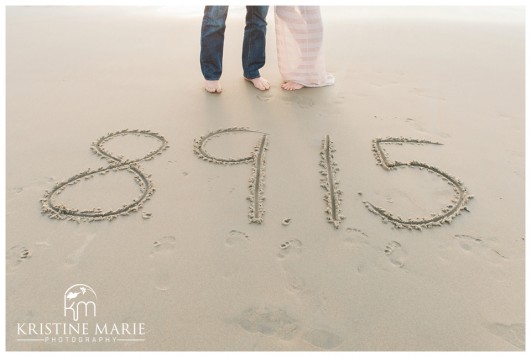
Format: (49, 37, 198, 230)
(5, 6, 525, 351)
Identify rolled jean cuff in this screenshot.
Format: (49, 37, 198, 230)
(244, 72, 261, 80)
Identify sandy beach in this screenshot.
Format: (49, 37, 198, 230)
(5, 6, 525, 351)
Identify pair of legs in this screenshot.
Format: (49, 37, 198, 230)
(200, 6, 270, 93)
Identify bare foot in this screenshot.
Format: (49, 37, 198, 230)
(205, 80, 222, 93)
(281, 81, 304, 91)
(245, 77, 270, 91)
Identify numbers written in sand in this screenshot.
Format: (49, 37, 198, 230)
(41, 129, 169, 222)
(42, 128, 473, 229)
(194, 128, 473, 230)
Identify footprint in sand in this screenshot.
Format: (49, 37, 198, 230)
(150, 236, 177, 291)
(384, 241, 407, 268)
(65, 234, 95, 268)
(225, 230, 249, 247)
(454, 234, 507, 264)
(12, 187, 24, 194)
(344, 227, 368, 244)
(235, 307, 342, 348)
(456, 234, 482, 251)
(6, 245, 31, 272)
(236, 306, 300, 340)
(303, 328, 343, 350)
(485, 322, 525, 350)
(284, 274, 306, 292)
(277, 239, 303, 259)
(344, 228, 409, 272)
(222, 230, 250, 278)
(296, 95, 314, 109)
(344, 227, 374, 273)
(277, 240, 305, 293)
(256, 92, 273, 102)
(10, 177, 56, 196)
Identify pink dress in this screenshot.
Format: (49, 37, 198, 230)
(274, 6, 335, 87)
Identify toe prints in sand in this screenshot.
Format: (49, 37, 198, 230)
(41, 129, 169, 222)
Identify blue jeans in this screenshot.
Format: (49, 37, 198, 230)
(200, 6, 268, 80)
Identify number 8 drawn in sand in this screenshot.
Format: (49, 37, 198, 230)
(41, 129, 169, 222)
(364, 137, 474, 230)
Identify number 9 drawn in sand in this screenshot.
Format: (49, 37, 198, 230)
(194, 127, 268, 224)
(41, 129, 169, 222)
(364, 137, 474, 230)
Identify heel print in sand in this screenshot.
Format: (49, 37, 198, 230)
(150, 236, 177, 291)
(364, 137, 474, 230)
(41, 129, 169, 222)
(194, 127, 268, 224)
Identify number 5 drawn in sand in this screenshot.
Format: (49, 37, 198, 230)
(364, 137, 474, 230)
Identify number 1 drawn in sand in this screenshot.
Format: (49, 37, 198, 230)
(194, 127, 268, 224)
(320, 135, 344, 229)
(365, 137, 474, 230)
